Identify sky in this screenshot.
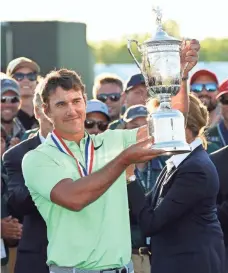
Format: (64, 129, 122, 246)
(1, 0, 228, 42)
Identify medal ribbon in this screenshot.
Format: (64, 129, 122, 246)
(51, 129, 94, 177)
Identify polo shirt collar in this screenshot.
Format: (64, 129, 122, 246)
(45, 131, 90, 149)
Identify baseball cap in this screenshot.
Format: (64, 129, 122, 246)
(125, 74, 145, 92)
(190, 69, 219, 85)
(123, 104, 149, 123)
(86, 99, 110, 121)
(1, 78, 20, 96)
(216, 79, 228, 99)
(6, 57, 40, 76)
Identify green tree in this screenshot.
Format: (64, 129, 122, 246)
(89, 20, 228, 63)
(162, 19, 181, 39)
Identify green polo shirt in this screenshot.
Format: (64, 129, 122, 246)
(22, 129, 137, 269)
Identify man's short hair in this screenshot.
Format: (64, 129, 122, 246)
(93, 73, 123, 98)
(40, 69, 85, 104)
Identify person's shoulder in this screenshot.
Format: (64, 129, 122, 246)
(206, 142, 220, 154)
(180, 146, 210, 172)
(22, 143, 50, 168)
(94, 129, 124, 141)
(210, 145, 228, 161)
(3, 135, 40, 161)
(21, 127, 39, 140)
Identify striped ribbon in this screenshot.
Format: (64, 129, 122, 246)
(51, 130, 94, 177)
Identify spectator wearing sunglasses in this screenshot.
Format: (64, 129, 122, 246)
(93, 73, 124, 123)
(0, 74, 25, 147)
(6, 57, 40, 131)
(207, 80, 228, 148)
(109, 74, 148, 130)
(190, 69, 220, 128)
(85, 100, 110, 135)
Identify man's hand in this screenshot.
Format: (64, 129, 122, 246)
(122, 137, 165, 166)
(1, 216, 23, 240)
(181, 39, 200, 77)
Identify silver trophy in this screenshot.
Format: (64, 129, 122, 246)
(127, 7, 190, 153)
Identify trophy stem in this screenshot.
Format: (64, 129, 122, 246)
(158, 94, 172, 110)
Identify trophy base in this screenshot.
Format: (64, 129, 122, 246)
(151, 140, 191, 156)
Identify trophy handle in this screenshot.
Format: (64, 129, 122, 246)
(127, 39, 141, 70)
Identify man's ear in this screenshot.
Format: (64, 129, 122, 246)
(121, 92, 126, 106)
(34, 106, 40, 120)
(42, 103, 49, 116)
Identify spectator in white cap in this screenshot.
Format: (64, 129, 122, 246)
(85, 99, 110, 135)
(6, 57, 40, 131)
(1, 74, 25, 146)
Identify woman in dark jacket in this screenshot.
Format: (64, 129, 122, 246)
(131, 94, 226, 273)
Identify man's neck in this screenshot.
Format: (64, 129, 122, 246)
(20, 97, 34, 117)
(54, 129, 85, 144)
(39, 127, 51, 139)
(2, 122, 13, 135)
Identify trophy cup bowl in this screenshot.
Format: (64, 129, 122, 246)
(127, 7, 190, 154)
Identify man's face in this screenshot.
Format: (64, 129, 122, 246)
(45, 87, 86, 136)
(220, 94, 228, 123)
(126, 116, 147, 130)
(96, 83, 122, 120)
(85, 112, 109, 135)
(1, 90, 20, 123)
(12, 67, 37, 98)
(125, 84, 148, 108)
(191, 75, 218, 112)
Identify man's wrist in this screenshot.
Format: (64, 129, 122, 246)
(182, 74, 189, 81)
(119, 150, 130, 168)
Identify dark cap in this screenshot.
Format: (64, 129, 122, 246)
(217, 79, 228, 99)
(190, 69, 219, 85)
(1, 78, 20, 96)
(125, 74, 145, 92)
(123, 104, 149, 123)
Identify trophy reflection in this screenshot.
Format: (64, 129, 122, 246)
(127, 6, 190, 153)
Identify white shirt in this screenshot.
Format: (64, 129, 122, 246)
(166, 137, 202, 172)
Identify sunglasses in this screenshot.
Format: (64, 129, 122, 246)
(220, 96, 228, 105)
(85, 119, 109, 131)
(1, 96, 20, 104)
(13, 72, 37, 82)
(97, 93, 121, 103)
(191, 83, 217, 93)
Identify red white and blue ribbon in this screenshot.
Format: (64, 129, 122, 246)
(51, 129, 94, 177)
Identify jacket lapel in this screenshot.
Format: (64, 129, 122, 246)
(27, 133, 41, 151)
(153, 145, 204, 207)
(151, 166, 167, 209)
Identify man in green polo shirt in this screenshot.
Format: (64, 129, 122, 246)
(22, 40, 199, 273)
(22, 69, 164, 272)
